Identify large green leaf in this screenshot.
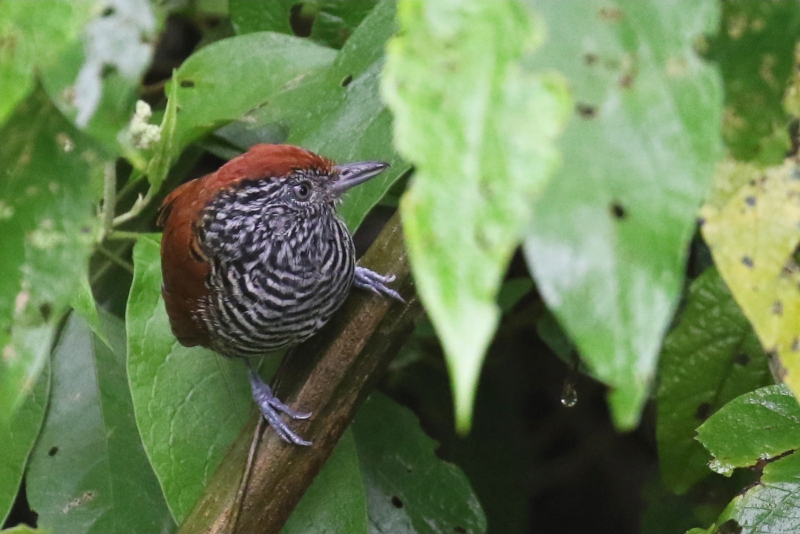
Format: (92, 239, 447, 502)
(126, 235, 255, 523)
(136, 32, 335, 192)
(170, 33, 336, 155)
(522, 0, 724, 428)
(0, 88, 103, 420)
(281, 430, 368, 534)
(216, 0, 410, 230)
(382, 0, 570, 430)
(128, 234, 483, 527)
(352, 394, 486, 533)
(0, 361, 48, 526)
(0, 0, 94, 125)
(697, 385, 800, 534)
(283, 393, 487, 533)
(230, 0, 377, 49)
(656, 268, 771, 494)
(26, 311, 174, 534)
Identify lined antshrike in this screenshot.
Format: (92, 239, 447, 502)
(158, 144, 402, 445)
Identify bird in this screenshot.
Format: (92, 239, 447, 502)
(157, 144, 403, 446)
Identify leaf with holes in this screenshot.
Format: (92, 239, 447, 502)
(523, 0, 723, 428)
(230, 0, 378, 49)
(140, 32, 335, 193)
(266, 394, 486, 533)
(0, 88, 103, 421)
(170, 33, 336, 154)
(221, 0, 411, 231)
(26, 311, 174, 533)
(352, 394, 486, 534)
(382, 0, 571, 430)
(701, 160, 800, 407)
(657, 267, 771, 494)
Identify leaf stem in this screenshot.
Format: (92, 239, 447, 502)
(96, 245, 135, 274)
(113, 187, 155, 227)
(104, 230, 143, 241)
(102, 161, 116, 238)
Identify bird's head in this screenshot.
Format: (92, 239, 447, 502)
(216, 144, 389, 212)
(158, 144, 390, 238)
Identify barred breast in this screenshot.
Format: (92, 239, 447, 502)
(195, 180, 356, 358)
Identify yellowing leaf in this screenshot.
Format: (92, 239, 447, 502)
(701, 160, 800, 396)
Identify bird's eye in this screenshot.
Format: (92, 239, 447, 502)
(293, 182, 312, 201)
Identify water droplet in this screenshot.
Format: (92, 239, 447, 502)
(561, 381, 578, 407)
(560, 351, 580, 408)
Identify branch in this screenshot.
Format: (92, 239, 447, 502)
(177, 212, 422, 534)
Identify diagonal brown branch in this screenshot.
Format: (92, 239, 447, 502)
(177, 212, 421, 534)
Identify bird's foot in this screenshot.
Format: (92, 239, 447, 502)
(354, 266, 405, 303)
(247, 364, 312, 446)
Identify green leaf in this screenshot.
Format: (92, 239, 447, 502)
(287, 394, 484, 532)
(700, 160, 800, 410)
(139, 32, 335, 193)
(126, 235, 485, 530)
(39, 0, 162, 156)
(70, 273, 108, 347)
(697, 385, 800, 476)
(230, 0, 378, 49)
(0, 88, 103, 420)
(212, 0, 411, 230)
(0, 360, 49, 526)
(352, 393, 486, 533)
(706, 0, 800, 163)
(0, 0, 94, 125)
(171, 33, 336, 155)
(26, 311, 175, 534)
(523, 0, 724, 428)
(698, 386, 800, 533)
(144, 75, 180, 191)
(281, 430, 368, 534)
(253, 0, 409, 230)
(126, 235, 256, 523)
(382, 0, 570, 430)
(657, 267, 771, 494)
(714, 450, 800, 534)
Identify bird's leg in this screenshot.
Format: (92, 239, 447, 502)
(354, 266, 405, 303)
(246, 360, 312, 446)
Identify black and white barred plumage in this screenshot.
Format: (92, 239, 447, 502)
(196, 178, 355, 358)
(159, 144, 400, 445)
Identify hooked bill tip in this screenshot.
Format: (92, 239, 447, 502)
(330, 160, 390, 195)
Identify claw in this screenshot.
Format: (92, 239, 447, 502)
(247, 363, 312, 446)
(354, 266, 405, 303)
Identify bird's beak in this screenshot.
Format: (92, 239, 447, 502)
(329, 161, 390, 196)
